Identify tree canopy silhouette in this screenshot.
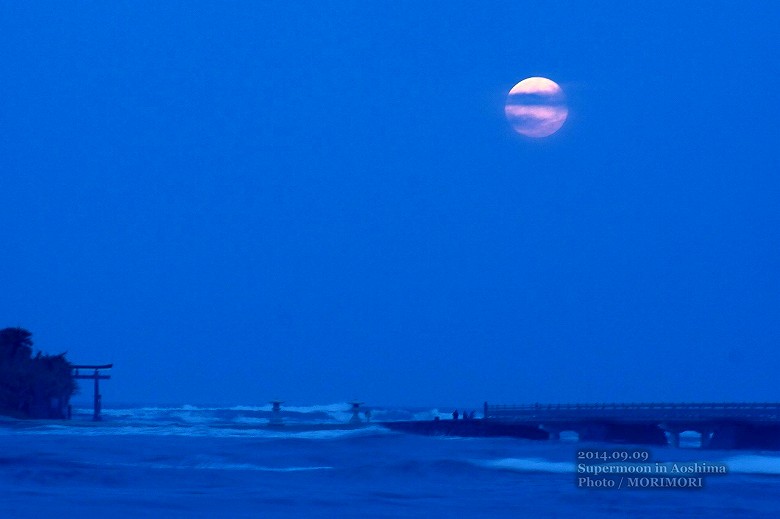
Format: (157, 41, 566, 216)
(0, 327, 33, 364)
(0, 327, 76, 419)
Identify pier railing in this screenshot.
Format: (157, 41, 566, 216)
(485, 403, 780, 423)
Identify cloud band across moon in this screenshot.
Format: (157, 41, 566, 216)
(505, 77, 568, 138)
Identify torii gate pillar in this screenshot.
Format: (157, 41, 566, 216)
(72, 364, 113, 421)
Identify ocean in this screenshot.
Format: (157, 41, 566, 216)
(1, 403, 779, 518)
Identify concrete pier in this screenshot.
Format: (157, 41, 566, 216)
(484, 402, 780, 450)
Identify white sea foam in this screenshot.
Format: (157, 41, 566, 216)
(158, 462, 334, 472)
(475, 457, 574, 474)
(475, 455, 780, 476)
(77, 403, 451, 427)
(15, 422, 393, 440)
(83, 402, 362, 424)
(231, 416, 268, 425)
(271, 426, 391, 440)
(722, 455, 780, 475)
(169, 410, 219, 424)
(226, 405, 271, 412)
(100, 459, 334, 472)
(88, 404, 257, 416)
(197, 464, 333, 472)
(228, 403, 351, 414)
(413, 409, 441, 421)
(80, 406, 188, 422)
(20, 424, 235, 437)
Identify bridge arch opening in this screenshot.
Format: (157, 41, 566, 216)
(559, 430, 579, 442)
(665, 430, 705, 448)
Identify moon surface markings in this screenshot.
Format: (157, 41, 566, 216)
(505, 77, 568, 138)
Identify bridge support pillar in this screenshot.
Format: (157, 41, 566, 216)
(578, 423, 608, 443)
(707, 424, 740, 449)
(539, 425, 561, 441)
(699, 428, 715, 449)
(659, 424, 684, 448)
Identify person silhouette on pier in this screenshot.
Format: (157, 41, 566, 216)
(452, 410, 459, 420)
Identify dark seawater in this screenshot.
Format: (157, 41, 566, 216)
(1, 404, 779, 518)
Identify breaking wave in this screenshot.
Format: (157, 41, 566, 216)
(70, 403, 448, 428)
(18, 422, 393, 440)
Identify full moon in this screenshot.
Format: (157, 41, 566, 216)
(505, 77, 568, 138)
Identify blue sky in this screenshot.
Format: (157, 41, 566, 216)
(2, 1, 778, 406)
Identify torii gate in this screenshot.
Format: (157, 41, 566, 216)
(72, 364, 112, 421)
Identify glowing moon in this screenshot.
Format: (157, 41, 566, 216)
(505, 77, 568, 138)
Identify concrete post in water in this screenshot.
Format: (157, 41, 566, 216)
(349, 401, 364, 424)
(269, 400, 284, 426)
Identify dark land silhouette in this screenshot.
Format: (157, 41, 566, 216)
(0, 327, 75, 419)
